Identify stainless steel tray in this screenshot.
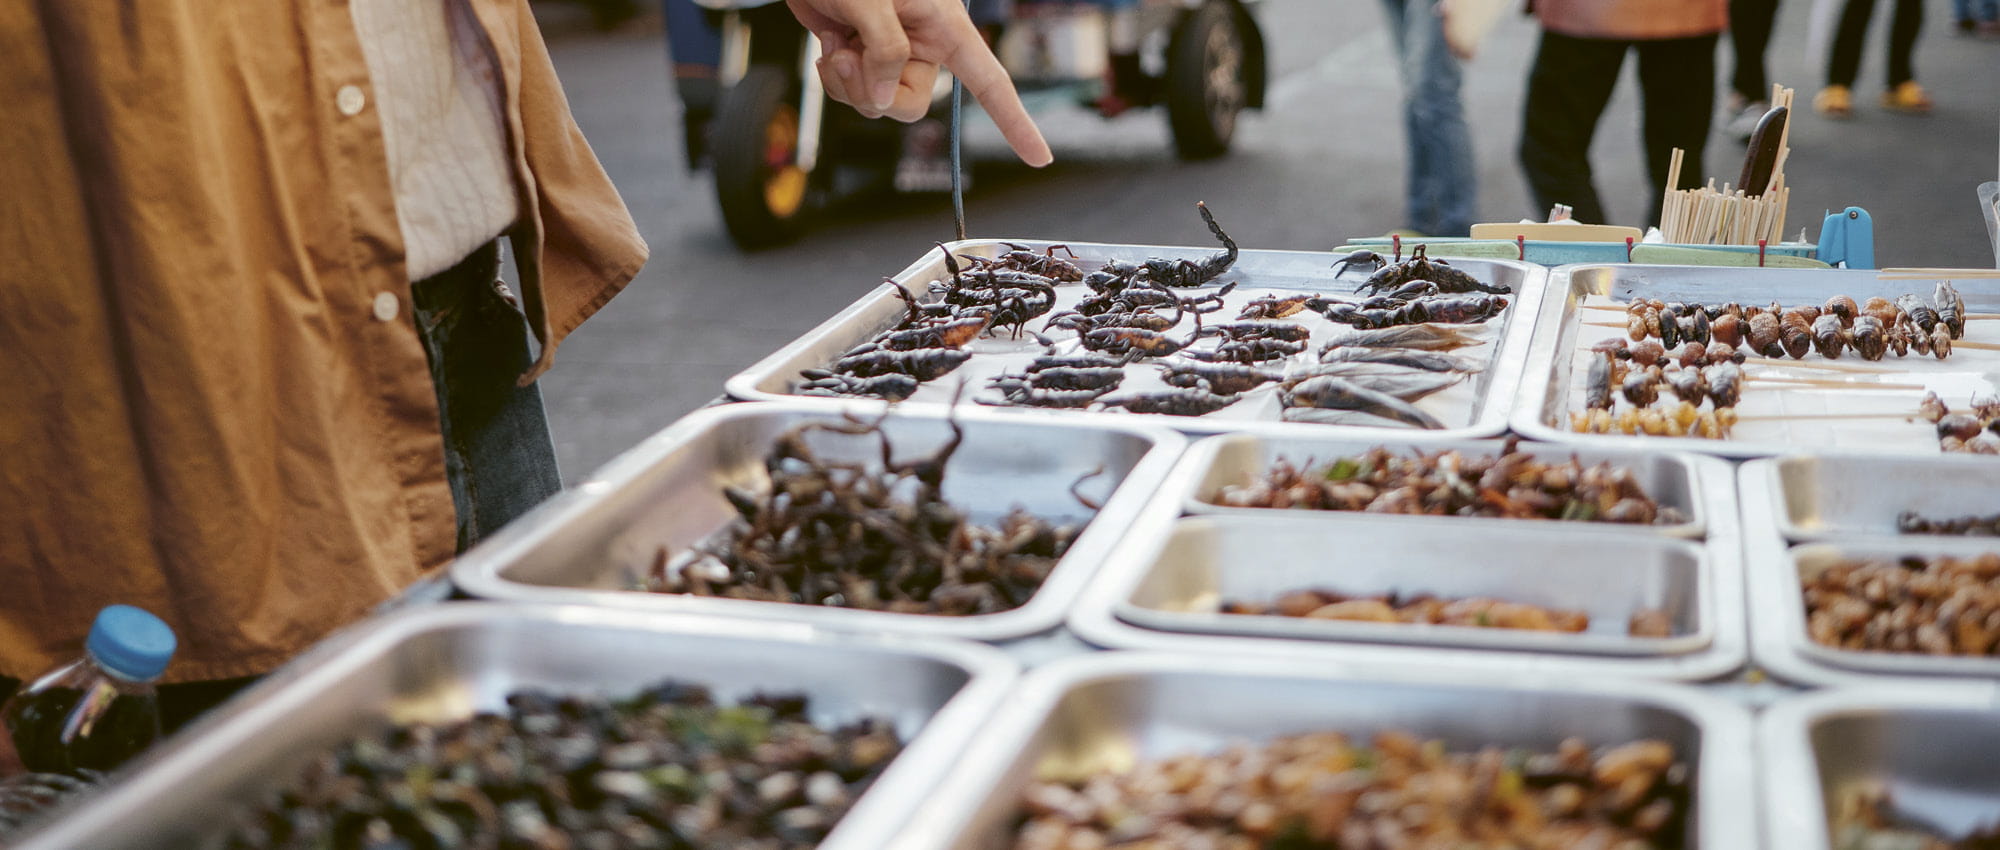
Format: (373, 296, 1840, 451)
(11, 602, 1017, 850)
(1177, 432, 1708, 538)
(451, 402, 1185, 642)
(1072, 451, 1747, 680)
(1761, 686, 2000, 850)
(886, 652, 1757, 850)
(1749, 452, 2000, 541)
(1514, 264, 2000, 458)
(1743, 520, 2000, 684)
(1115, 514, 1712, 657)
(725, 239, 1547, 440)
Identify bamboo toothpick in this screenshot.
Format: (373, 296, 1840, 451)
(1738, 411, 1923, 422)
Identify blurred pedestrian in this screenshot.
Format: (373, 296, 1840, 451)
(1379, 0, 1476, 237)
(3, 0, 1045, 734)
(1813, 0, 1931, 117)
(1516, 0, 1726, 227)
(1723, 0, 1782, 143)
(1955, 0, 1999, 35)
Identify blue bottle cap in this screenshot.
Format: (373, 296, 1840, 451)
(85, 605, 177, 682)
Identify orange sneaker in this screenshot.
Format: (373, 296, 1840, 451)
(1813, 85, 1853, 118)
(1881, 81, 1934, 113)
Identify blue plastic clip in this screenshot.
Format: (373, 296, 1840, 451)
(1816, 207, 1875, 269)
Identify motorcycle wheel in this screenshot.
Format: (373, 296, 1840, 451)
(1163, 0, 1245, 160)
(714, 65, 811, 249)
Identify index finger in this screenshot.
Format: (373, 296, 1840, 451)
(943, 26, 1052, 167)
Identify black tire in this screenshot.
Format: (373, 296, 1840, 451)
(1164, 1, 1246, 160)
(714, 65, 811, 249)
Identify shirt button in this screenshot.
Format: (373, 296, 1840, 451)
(336, 85, 367, 117)
(372, 292, 400, 322)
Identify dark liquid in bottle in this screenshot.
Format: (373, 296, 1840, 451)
(7, 688, 157, 775)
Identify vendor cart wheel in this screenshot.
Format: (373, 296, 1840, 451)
(1164, 0, 1245, 160)
(714, 66, 811, 249)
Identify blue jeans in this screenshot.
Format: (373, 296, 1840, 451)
(1378, 0, 1476, 236)
(1957, 0, 1999, 20)
(410, 241, 563, 553)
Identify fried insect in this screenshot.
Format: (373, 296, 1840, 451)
(991, 365, 1125, 393)
(1931, 325, 1953, 360)
(1584, 354, 1615, 410)
(220, 683, 906, 850)
(874, 313, 991, 350)
(1133, 202, 1239, 287)
(1898, 293, 1941, 337)
(1861, 296, 1900, 326)
(1665, 368, 1708, 405)
(661, 413, 1086, 615)
(1197, 320, 1314, 342)
(1621, 369, 1660, 406)
(992, 242, 1083, 281)
(1237, 293, 1315, 320)
(1746, 311, 1785, 358)
(1900, 510, 2000, 536)
(1323, 293, 1508, 329)
(1937, 281, 1966, 338)
(1161, 361, 1283, 395)
(1328, 324, 1488, 352)
(1629, 339, 1666, 368)
(1330, 248, 1386, 276)
(831, 346, 973, 380)
(1281, 376, 1445, 429)
(1079, 313, 1202, 358)
(1354, 245, 1511, 296)
(1824, 294, 1857, 327)
(1849, 315, 1889, 361)
(1096, 388, 1240, 417)
(1227, 588, 1600, 632)
(1811, 313, 1847, 359)
(1804, 553, 2000, 656)
(1778, 310, 1813, 359)
(1704, 362, 1744, 408)
(1709, 313, 1745, 347)
(1043, 307, 1179, 334)
(1214, 438, 1685, 525)
(1320, 346, 1477, 372)
(798, 373, 923, 401)
(1180, 337, 1307, 364)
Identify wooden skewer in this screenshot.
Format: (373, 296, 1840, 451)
(1879, 268, 2000, 279)
(1747, 376, 1927, 390)
(1742, 356, 1912, 374)
(1737, 411, 1924, 422)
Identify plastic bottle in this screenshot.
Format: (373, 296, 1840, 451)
(2, 605, 176, 774)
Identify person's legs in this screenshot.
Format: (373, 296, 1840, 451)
(1519, 30, 1627, 226)
(1729, 0, 1780, 102)
(1637, 34, 1719, 227)
(1397, 0, 1476, 236)
(411, 242, 563, 553)
(1826, 0, 1877, 88)
(1885, 0, 1922, 86)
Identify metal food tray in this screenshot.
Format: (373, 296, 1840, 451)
(1761, 686, 2000, 850)
(451, 402, 1185, 642)
(1748, 452, 2000, 541)
(1177, 432, 1708, 539)
(1071, 453, 1747, 681)
(725, 239, 1547, 439)
(885, 652, 1757, 850)
(11, 603, 1016, 850)
(1743, 515, 2000, 685)
(1514, 264, 2000, 458)
(1114, 514, 1712, 658)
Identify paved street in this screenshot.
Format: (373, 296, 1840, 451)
(536, 0, 2000, 480)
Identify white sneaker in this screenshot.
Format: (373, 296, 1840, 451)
(1724, 101, 1769, 144)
